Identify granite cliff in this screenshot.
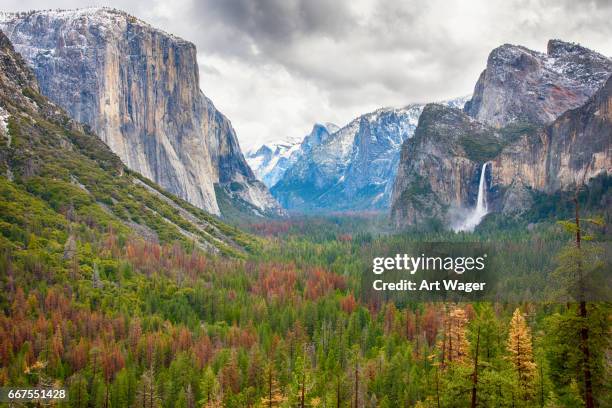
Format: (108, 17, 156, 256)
(0, 8, 282, 217)
(392, 40, 611, 228)
(464, 39, 612, 127)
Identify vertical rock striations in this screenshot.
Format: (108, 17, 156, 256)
(392, 40, 611, 228)
(0, 28, 258, 254)
(390, 104, 503, 226)
(491, 76, 612, 194)
(0, 8, 282, 217)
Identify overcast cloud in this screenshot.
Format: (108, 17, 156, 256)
(2, 0, 612, 150)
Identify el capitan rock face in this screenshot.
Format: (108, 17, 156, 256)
(392, 40, 612, 228)
(464, 39, 612, 127)
(0, 8, 282, 217)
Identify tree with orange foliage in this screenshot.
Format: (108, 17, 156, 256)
(383, 302, 398, 335)
(101, 344, 125, 408)
(174, 326, 192, 353)
(422, 305, 440, 347)
(507, 308, 536, 401)
(11, 287, 26, 320)
(260, 364, 286, 408)
(438, 307, 470, 366)
(193, 335, 214, 370)
(220, 354, 241, 395)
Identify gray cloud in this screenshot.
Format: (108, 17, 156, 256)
(2, 0, 612, 149)
(194, 0, 353, 45)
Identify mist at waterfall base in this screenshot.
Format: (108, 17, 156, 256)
(451, 163, 490, 232)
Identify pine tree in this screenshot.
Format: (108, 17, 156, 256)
(200, 366, 221, 407)
(438, 307, 470, 366)
(507, 308, 536, 401)
(260, 364, 285, 407)
(290, 355, 311, 408)
(135, 368, 161, 408)
(552, 196, 606, 408)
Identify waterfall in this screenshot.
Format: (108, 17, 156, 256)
(455, 162, 489, 232)
(474, 162, 489, 215)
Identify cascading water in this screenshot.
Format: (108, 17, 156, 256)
(455, 162, 489, 232)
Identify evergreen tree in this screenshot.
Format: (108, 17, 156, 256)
(68, 373, 89, 408)
(551, 204, 607, 408)
(200, 366, 221, 407)
(260, 364, 285, 407)
(135, 368, 161, 408)
(507, 308, 536, 401)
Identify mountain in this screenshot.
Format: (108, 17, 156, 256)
(246, 142, 300, 188)
(464, 39, 612, 127)
(391, 40, 612, 228)
(245, 122, 339, 188)
(271, 98, 468, 212)
(0, 8, 282, 218)
(0, 29, 258, 257)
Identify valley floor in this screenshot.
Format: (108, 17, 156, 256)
(1, 206, 610, 407)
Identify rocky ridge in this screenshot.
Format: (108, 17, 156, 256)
(246, 122, 339, 188)
(465, 39, 612, 127)
(0, 28, 258, 255)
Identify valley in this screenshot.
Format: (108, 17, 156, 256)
(0, 5, 610, 408)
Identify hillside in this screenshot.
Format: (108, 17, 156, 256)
(0, 28, 609, 408)
(0, 29, 259, 258)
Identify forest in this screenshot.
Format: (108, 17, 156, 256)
(1, 179, 610, 407)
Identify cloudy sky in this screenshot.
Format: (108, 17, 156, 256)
(3, 0, 612, 150)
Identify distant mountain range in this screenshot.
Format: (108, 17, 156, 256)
(2, 7, 608, 228)
(247, 98, 467, 212)
(246, 122, 340, 187)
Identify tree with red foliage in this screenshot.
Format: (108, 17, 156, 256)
(422, 305, 440, 347)
(341, 293, 358, 314)
(220, 353, 241, 395)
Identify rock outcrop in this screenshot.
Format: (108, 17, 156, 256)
(492, 75, 612, 193)
(464, 39, 612, 127)
(392, 40, 611, 228)
(0, 8, 283, 217)
(390, 104, 505, 226)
